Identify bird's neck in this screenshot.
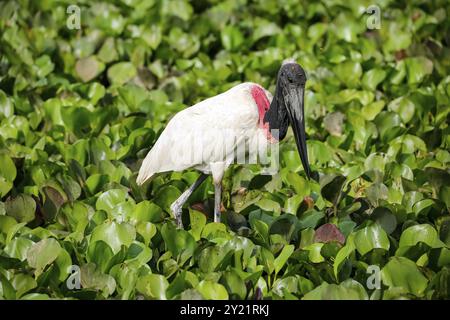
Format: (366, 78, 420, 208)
(263, 83, 289, 141)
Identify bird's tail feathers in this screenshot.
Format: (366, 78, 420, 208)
(136, 155, 155, 185)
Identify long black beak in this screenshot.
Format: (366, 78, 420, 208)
(285, 86, 311, 179)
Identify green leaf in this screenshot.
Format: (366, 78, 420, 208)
(334, 61, 362, 88)
(161, 223, 196, 265)
(197, 280, 229, 300)
(302, 279, 368, 300)
(4, 237, 34, 261)
(0, 153, 17, 182)
(11, 274, 37, 298)
(189, 209, 206, 241)
(362, 68, 386, 91)
(405, 56, 433, 84)
(96, 189, 128, 214)
(304, 243, 325, 263)
(220, 270, 246, 299)
(80, 263, 116, 297)
(221, 26, 244, 51)
(136, 274, 169, 300)
(90, 221, 136, 254)
(399, 224, 444, 249)
(154, 186, 181, 213)
(388, 97, 415, 123)
(0, 90, 14, 118)
(5, 194, 36, 223)
(107, 62, 137, 85)
(87, 240, 114, 273)
(75, 56, 105, 82)
(274, 244, 294, 275)
(132, 201, 164, 223)
(26, 238, 62, 277)
(381, 257, 428, 297)
(354, 223, 390, 256)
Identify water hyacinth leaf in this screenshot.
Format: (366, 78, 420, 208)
(221, 26, 244, 51)
(136, 221, 157, 246)
(161, 223, 196, 265)
(87, 240, 114, 273)
(107, 62, 137, 85)
(136, 274, 169, 300)
(362, 68, 386, 91)
(370, 207, 397, 234)
(399, 224, 444, 249)
(11, 274, 37, 298)
(285, 172, 310, 197)
(96, 189, 128, 214)
(314, 223, 345, 245)
(154, 186, 182, 213)
(220, 270, 246, 300)
(226, 210, 247, 233)
(388, 97, 415, 123)
(304, 243, 325, 263)
(425, 167, 450, 194)
(354, 223, 390, 256)
(0, 154, 16, 183)
(27, 238, 62, 277)
(0, 178, 13, 198)
(80, 263, 116, 297)
(323, 112, 345, 137)
(41, 186, 66, 221)
(269, 214, 297, 243)
(321, 175, 346, 207)
(298, 210, 325, 229)
(302, 279, 368, 300)
(90, 221, 136, 254)
(61, 106, 92, 136)
(405, 56, 433, 84)
(366, 183, 389, 206)
(133, 201, 164, 223)
(0, 90, 14, 118)
(197, 280, 229, 300)
(361, 100, 385, 121)
(274, 244, 294, 275)
(86, 174, 110, 195)
(334, 61, 362, 88)
(259, 247, 275, 275)
(198, 245, 230, 273)
(4, 237, 35, 261)
(440, 219, 450, 246)
(381, 257, 428, 297)
(5, 194, 36, 223)
(271, 276, 299, 298)
(374, 112, 403, 142)
(75, 56, 105, 82)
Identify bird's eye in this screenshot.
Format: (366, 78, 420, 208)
(288, 77, 294, 83)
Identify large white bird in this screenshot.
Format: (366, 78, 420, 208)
(137, 60, 311, 228)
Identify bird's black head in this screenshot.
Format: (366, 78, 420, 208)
(276, 60, 311, 179)
(278, 62, 307, 87)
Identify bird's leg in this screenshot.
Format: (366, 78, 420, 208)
(170, 174, 208, 229)
(214, 182, 222, 223)
(210, 162, 226, 224)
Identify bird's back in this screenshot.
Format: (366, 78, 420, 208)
(136, 82, 273, 184)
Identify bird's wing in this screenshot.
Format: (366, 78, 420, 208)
(136, 83, 267, 184)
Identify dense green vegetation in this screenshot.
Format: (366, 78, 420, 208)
(0, 0, 449, 300)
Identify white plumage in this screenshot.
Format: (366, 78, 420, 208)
(136, 82, 273, 185)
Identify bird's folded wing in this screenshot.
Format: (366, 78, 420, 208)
(136, 83, 262, 184)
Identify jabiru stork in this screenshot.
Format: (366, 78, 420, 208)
(137, 60, 311, 228)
